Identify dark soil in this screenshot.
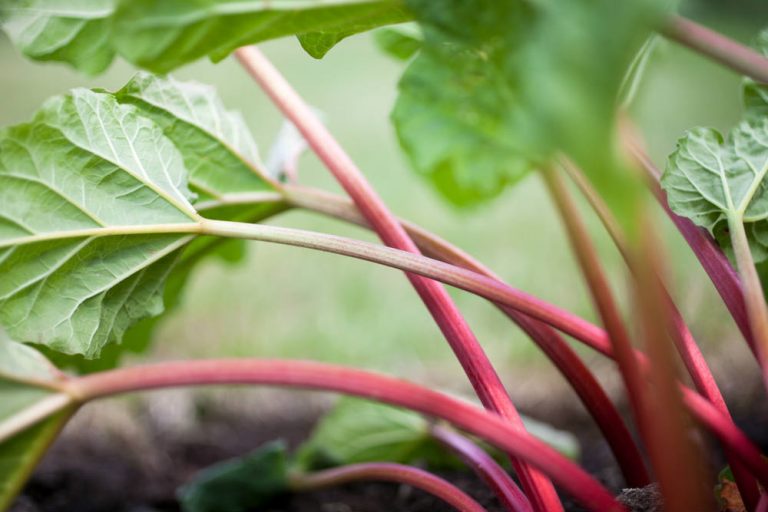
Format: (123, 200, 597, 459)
(11, 380, 768, 512)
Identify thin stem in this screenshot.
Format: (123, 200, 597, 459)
(284, 184, 649, 487)
(728, 214, 768, 393)
(541, 167, 651, 448)
(67, 359, 624, 512)
(430, 424, 532, 512)
(234, 44, 560, 512)
(290, 462, 487, 512)
(562, 159, 760, 508)
(661, 16, 768, 83)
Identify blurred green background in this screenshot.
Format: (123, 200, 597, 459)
(0, 1, 766, 400)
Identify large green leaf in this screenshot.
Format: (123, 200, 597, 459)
(111, 0, 411, 72)
(0, 339, 73, 511)
(392, 0, 664, 215)
(0, 76, 288, 363)
(1, 1, 411, 73)
(178, 440, 290, 512)
(0, 88, 202, 358)
(662, 89, 768, 261)
(0, 0, 115, 75)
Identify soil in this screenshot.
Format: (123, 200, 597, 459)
(10, 376, 768, 512)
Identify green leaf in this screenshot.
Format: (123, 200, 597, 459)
(0, 0, 116, 75)
(178, 440, 290, 512)
(295, 398, 437, 470)
(661, 101, 768, 261)
(0, 88, 202, 358)
(0, 339, 73, 511)
(372, 23, 422, 61)
(744, 31, 768, 120)
(0, 76, 288, 363)
(114, 72, 275, 202)
(296, 398, 579, 473)
(297, 4, 412, 59)
(393, 0, 665, 216)
(111, 0, 412, 73)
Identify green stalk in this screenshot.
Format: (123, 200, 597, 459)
(728, 214, 768, 392)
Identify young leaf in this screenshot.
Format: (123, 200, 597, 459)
(0, 339, 73, 511)
(0, 88, 201, 358)
(111, 0, 412, 73)
(661, 97, 768, 261)
(178, 440, 290, 512)
(0, 0, 116, 75)
(392, 0, 665, 215)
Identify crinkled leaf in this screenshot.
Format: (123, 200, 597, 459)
(0, 0, 116, 75)
(0, 339, 72, 511)
(178, 440, 290, 512)
(2, 77, 287, 366)
(393, 0, 664, 216)
(0, 88, 201, 358)
(662, 99, 768, 261)
(114, 72, 274, 202)
(372, 23, 422, 61)
(112, 0, 412, 73)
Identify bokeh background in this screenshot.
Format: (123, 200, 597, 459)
(1, 0, 767, 409)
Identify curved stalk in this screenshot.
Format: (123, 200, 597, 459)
(290, 462, 487, 512)
(67, 358, 623, 512)
(283, 184, 648, 486)
(430, 424, 532, 512)
(660, 16, 768, 84)
(200, 218, 608, 350)
(234, 44, 560, 511)
(194, 194, 768, 485)
(562, 160, 760, 507)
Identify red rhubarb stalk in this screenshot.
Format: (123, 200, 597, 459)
(68, 359, 624, 512)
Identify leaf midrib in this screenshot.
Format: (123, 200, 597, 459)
(0, 222, 202, 250)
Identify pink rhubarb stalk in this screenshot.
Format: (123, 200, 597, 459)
(284, 184, 648, 487)
(68, 359, 623, 512)
(561, 160, 760, 507)
(234, 45, 561, 511)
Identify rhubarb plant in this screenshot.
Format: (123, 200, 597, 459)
(1, 2, 768, 512)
